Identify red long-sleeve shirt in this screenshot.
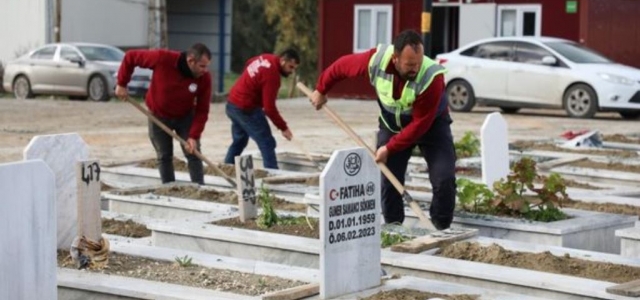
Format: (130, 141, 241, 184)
(228, 54, 288, 131)
(316, 48, 445, 154)
(117, 49, 211, 140)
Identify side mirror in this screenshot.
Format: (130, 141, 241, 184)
(541, 56, 557, 66)
(69, 57, 85, 67)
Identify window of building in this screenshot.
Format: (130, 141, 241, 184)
(497, 5, 541, 37)
(353, 5, 392, 53)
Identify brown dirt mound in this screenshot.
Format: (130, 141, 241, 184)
(152, 185, 307, 213)
(563, 199, 640, 217)
(511, 140, 638, 158)
(102, 218, 151, 238)
(570, 159, 640, 173)
(361, 289, 478, 300)
(438, 241, 640, 283)
(138, 157, 269, 178)
(57, 250, 303, 296)
(213, 217, 319, 239)
(603, 134, 640, 144)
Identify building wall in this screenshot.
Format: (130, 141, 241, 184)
(493, 0, 581, 41)
(580, 0, 640, 68)
(0, 0, 50, 64)
(319, 0, 421, 99)
(62, 0, 148, 48)
(167, 0, 231, 74)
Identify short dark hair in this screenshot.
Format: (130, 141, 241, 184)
(393, 30, 423, 54)
(187, 43, 212, 60)
(279, 48, 300, 64)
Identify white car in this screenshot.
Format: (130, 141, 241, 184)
(436, 36, 640, 119)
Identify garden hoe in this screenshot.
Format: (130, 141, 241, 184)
(124, 98, 238, 188)
(296, 82, 437, 231)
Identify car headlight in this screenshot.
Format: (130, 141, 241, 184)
(598, 73, 634, 86)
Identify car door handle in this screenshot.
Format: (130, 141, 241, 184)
(470, 64, 481, 69)
(513, 69, 525, 73)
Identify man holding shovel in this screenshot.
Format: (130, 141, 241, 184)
(223, 49, 300, 169)
(115, 43, 213, 185)
(309, 30, 456, 230)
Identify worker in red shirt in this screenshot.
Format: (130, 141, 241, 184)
(310, 30, 456, 230)
(115, 43, 212, 185)
(224, 49, 300, 169)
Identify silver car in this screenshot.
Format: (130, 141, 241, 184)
(2, 42, 152, 101)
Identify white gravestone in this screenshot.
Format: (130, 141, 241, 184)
(480, 112, 510, 187)
(24, 133, 90, 249)
(235, 155, 257, 222)
(0, 160, 57, 300)
(77, 160, 102, 242)
(320, 147, 381, 299)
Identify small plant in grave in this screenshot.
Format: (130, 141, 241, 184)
(455, 131, 480, 159)
(456, 178, 495, 214)
(256, 184, 313, 229)
(380, 231, 411, 248)
(455, 157, 570, 222)
(174, 255, 193, 267)
(257, 184, 279, 228)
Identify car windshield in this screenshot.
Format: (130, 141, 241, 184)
(77, 46, 124, 62)
(543, 41, 612, 64)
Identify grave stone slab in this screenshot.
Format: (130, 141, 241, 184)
(320, 147, 381, 299)
(77, 159, 102, 242)
(480, 112, 510, 187)
(235, 155, 257, 222)
(0, 160, 57, 300)
(24, 133, 90, 249)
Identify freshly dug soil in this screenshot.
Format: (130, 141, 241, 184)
(455, 167, 481, 177)
(57, 250, 303, 296)
(264, 175, 320, 186)
(563, 199, 640, 218)
(101, 182, 115, 191)
(603, 134, 640, 144)
(570, 159, 640, 173)
(438, 241, 640, 284)
(213, 217, 319, 239)
(138, 157, 269, 178)
(151, 185, 307, 213)
(361, 289, 478, 300)
(511, 140, 638, 158)
(102, 218, 151, 238)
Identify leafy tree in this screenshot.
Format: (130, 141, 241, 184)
(264, 0, 319, 85)
(231, 0, 277, 73)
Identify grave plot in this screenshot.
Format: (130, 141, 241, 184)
(249, 150, 329, 173)
(385, 236, 640, 300)
(57, 241, 317, 300)
(616, 223, 640, 258)
(103, 182, 307, 220)
(101, 156, 311, 190)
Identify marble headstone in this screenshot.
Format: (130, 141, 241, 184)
(77, 159, 102, 242)
(320, 147, 381, 299)
(0, 160, 57, 300)
(480, 112, 509, 187)
(24, 133, 89, 249)
(235, 154, 257, 222)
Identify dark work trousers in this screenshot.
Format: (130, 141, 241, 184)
(376, 113, 457, 230)
(224, 101, 279, 169)
(148, 111, 204, 185)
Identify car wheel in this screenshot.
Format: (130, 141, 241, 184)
(88, 75, 109, 101)
(447, 80, 476, 112)
(619, 111, 640, 120)
(500, 107, 520, 114)
(563, 84, 598, 118)
(13, 76, 34, 99)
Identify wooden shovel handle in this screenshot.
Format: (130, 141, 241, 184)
(124, 98, 237, 188)
(296, 82, 436, 230)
